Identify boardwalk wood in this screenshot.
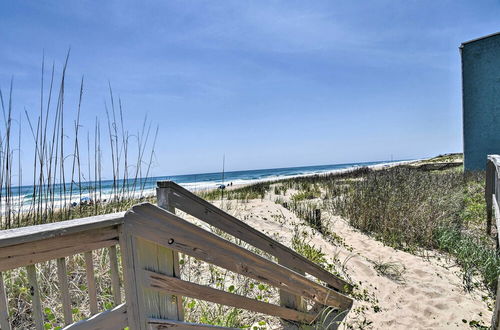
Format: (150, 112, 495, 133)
(485, 155, 500, 330)
(0, 181, 353, 329)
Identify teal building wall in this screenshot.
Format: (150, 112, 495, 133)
(461, 32, 500, 170)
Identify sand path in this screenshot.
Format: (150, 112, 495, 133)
(221, 198, 493, 329)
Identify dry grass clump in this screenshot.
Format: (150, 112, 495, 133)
(269, 162, 499, 296)
(0, 54, 159, 328)
(4, 248, 121, 329)
(372, 259, 406, 283)
(331, 167, 464, 249)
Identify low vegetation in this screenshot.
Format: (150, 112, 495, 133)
(264, 154, 499, 297)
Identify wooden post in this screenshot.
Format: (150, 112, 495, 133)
(118, 183, 184, 329)
(486, 159, 495, 235)
(56, 257, 73, 324)
(278, 259, 306, 329)
(26, 265, 43, 330)
(0, 272, 11, 330)
(108, 245, 122, 306)
(492, 275, 500, 330)
(156, 181, 184, 321)
(315, 209, 321, 229)
(84, 251, 99, 315)
(119, 224, 143, 329)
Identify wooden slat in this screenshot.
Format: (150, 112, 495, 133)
(0, 272, 11, 330)
(156, 184, 184, 321)
(108, 245, 122, 305)
(143, 270, 315, 323)
(493, 275, 500, 330)
(0, 226, 119, 272)
(149, 318, 237, 329)
(157, 181, 352, 292)
(493, 195, 500, 249)
(26, 265, 43, 330)
(126, 203, 353, 310)
(486, 159, 495, 235)
(84, 251, 98, 315)
(119, 226, 142, 329)
(135, 237, 179, 320)
(0, 212, 124, 248)
(57, 257, 73, 324)
(279, 259, 306, 314)
(62, 303, 127, 330)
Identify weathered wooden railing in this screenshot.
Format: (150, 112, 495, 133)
(0, 181, 353, 329)
(485, 155, 500, 330)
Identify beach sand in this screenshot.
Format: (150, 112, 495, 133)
(204, 195, 492, 329)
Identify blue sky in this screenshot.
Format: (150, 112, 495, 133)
(1, 1, 499, 176)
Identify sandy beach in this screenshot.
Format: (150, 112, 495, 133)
(194, 168, 492, 329)
(201, 198, 492, 329)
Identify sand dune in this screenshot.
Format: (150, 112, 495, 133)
(220, 198, 493, 329)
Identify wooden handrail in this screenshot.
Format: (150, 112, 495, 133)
(0, 182, 354, 329)
(144, 270, 315, 323)
(0, 223, 121, 271)
(485, 156, 500, 330)
(126, 203, 353, 310)
(0, 212, 125, 248)
(157, 180, 352, 293)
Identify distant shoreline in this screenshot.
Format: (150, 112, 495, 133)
(218, 158, 424, 192)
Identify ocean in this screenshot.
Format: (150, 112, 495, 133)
(6, 159, 403, 212)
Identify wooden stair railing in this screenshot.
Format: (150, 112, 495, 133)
(0, 212, 126, 330)
(157, 181, 352, 293)
(0, 181, 353, 329)
(485, 155, 500, 330)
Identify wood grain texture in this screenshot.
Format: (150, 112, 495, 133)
(156, 185, 184, 321)
(126, 203, 353, 310)
(108, 245, 122, 305)
(26, 265, 43, 330)
(494, 195, 500, 248)
(493, 275, 500, 330)
(279, 259, 306, 319)
(84, 251, 98, 315)
(0, 212, 124, 248)
(0, 272, 11, 330)
(156, 181, 351, 293)
(62, 303, 127, 330)
(143, 270, 315, 323)
(135, 237, 179, 320)
(149, 318, 238, 329)
(118, 225, 142, 329)
(57, 257, 73, 324)
(486, 159, 495, 235)
(0, 226, 119, 271)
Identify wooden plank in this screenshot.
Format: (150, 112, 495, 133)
(0, 212, 124, 248)
(493, 195, 500, 249)
(0, 226, 119, 272)
(279, 259, 306, 314)
(143, 270, 315, 323)
(108, 245, 122, 305)
(156, 181, 352, 292)
(135, 237, 179, 321)
(486, 159, 495, 235)
(62, 303, 127, 330)
(84, 251, 98, 315)
(57, 257, 73, 324)
(26, 265, 43, 330)
(492, 276, 500, 330)
(149, 318, 237, 329)
(118, 225, 142, 329)
(126, 203, 353, 310)
(0, 272, 11, 330)
(156, 184, 184, 321)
